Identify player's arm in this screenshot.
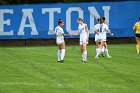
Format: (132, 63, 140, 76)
(108, 29, 114, 36)
(94, 25, 99, 35)
(54, 28, 57, 38)
(133, 23, 136, 30)
(106, 25, 113, 35)
(108, 29, 111, 34)
(62, 33, 73, 36)
(72, 30, 80, 36)
(85, 24, 89, 41)
(60, 29, 72, 36)
(94, 27, 99, 35)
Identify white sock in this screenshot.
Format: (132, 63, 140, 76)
(61, 49, 65, 60)
(101, 47, 105, 54)
(96, 48, 99, 55)
(82, 53, 84, 61)
(105, 48, 109, 56)
(83, 51, 87, 61)
(57, 50, 61, 61)
(96, 49, 101, 57)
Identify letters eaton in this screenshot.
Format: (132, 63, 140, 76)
(0, 6, 110, 36)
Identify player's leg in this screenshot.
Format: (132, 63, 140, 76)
(139, 38, 140, 54)
(80, 41, 85, 62)
(104, 42, 112, 58)
(82, 43, 88, 62)
(95, 41, 105, 58)
(101, 45, 105, 57)
(136, 37, 140, 54)
(57, 40, 62, 62)
(95, 36, 105, 58)
(80, 45, 83, 53)
(104, 42, 111, 58)
(95, 35, 100, 56)
(59, 41, 65, 62)
(80, 45, 84, 62)
(95, 41, 100, 56)
(57, 45, 61, 62)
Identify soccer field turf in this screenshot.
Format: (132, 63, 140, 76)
(0, 44, 140, 93)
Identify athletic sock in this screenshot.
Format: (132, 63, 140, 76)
(82, 52, 84, 61)
(105, 48, 109, 56)
(61, 49, 65, 60)
(136, 44, 139, 54)
(96, 49, 101, 57)
(101, 47, 105, 54)
(96, 48, 100, 55)
(57, 50, 61, 61)
(96, 48, 98, 55)
(83, 51, 87, 61)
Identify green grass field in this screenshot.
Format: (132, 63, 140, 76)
(0, 44, 140, 93)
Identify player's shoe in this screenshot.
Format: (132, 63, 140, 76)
(101, 54, 105, 57)
(95, 56, 99, 58)
(82, 59, 87, 63)
(58, 60, 64, 63)
(107, 55, 112, 58)
(61, 60, 64, 63)
(58, 61, 61, 62)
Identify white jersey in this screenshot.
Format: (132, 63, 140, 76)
(55, 26, 64, 45)
(95, 23, 109, 41)
(94, 23, 100, 42)
(94, 23, 100, 33)
(78, 23, 88, 42)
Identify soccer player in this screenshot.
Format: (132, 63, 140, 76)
(73, 18, 89, 63)
(94, 18, 106, 57)
(133, 17, 140, 54)
(94, 18, 112, 58)
(94, 18, 101, 56)
(55, 19, 71, 63)
(101, 17, 112, 57)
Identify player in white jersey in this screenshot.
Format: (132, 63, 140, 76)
(94, 18, 105, 57)
(101, 17, 113, 58)
(55, 19, 71, 63)
(94, 17, 113, 58)
(73, 18, 89, 63)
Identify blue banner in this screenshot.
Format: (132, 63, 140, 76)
(0, 1, 140, 39)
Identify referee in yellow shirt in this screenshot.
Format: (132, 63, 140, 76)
(133, 17, 140, 54)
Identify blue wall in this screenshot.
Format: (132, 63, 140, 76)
(0, 1, 140, 39)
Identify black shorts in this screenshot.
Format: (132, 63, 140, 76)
(136, 34, 140, 38)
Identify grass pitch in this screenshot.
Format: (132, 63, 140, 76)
(0, 44, 140, 93)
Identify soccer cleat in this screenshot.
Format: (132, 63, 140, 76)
(82, 61, 87, 63)
(83, 60, 87, 63)
(61, 60, 64, 63)
(82, 60, 87, 63)
(95, 56, 99, 58)
(101, 54, 105, 57)
(107, 55, 112, 58)
(58, 60, 64, 63)
(58, 61, 61, 63)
